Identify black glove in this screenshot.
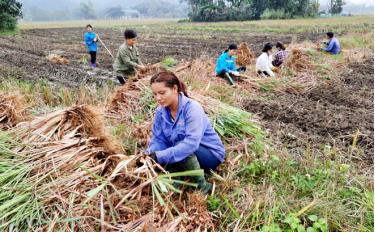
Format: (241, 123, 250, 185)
(149, 152, 157, 162)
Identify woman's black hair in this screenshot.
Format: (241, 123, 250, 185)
(150, 71, 188, 97)
(124, 29, 137, 39)
(326, 32, 334, 38)
(86, 24, 92, 29)
(276, 41, 286, 50)
(262, 43, 273, 53)
(224, 43, 238, 53)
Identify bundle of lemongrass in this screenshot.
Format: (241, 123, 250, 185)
(191, 93, 265, 154)
(1, 105, 206, 230)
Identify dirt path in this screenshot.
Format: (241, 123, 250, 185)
(244, 58, 374, 160)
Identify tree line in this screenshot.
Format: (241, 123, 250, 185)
(183, 0, 345, 22)
(23, 0, 187, 22)
(0, 0, 22, 31)
(0, 0, 347, 31)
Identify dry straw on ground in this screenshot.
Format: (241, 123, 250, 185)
(0, 92, 28, 129)
(236, 42, 255, 67)
(285, 48, 314, 73)
(3, 104, 214, 231)
(46, 53, 70, 65)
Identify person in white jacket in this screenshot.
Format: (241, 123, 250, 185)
(256, 43, 275, 77)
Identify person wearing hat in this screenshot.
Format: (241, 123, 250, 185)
(113, 29, 146, 85)
(215, 44, 246, 86)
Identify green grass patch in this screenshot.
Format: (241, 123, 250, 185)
(340, 33, 374, 49)
(161, 56, 178, 68)
(210, 146, 373, 231)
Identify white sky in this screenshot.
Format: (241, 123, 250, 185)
(347, 0, 373, 5)
(321, 0, 374, 6)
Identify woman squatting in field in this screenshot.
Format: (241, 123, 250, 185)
(84, 24, 98, 68)
(272, 41, 289, 67)
(256, 43, 276, 77)
(215, 44, 246, 86)
(146, 71, 225, 194)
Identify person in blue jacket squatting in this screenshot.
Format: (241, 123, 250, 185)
(146, 71, 225, 194)
(216, 43, 246, 86)
(84, 24, 98, 68)
(321, 32, 340, 55)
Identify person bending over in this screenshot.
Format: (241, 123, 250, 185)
(113, 29, 146, 85)
(216, 44, 246, 86)
(272, 41, 288, 67)
(256, 43, 275, 77)
(146, 71, 225, 194)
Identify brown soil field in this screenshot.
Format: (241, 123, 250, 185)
(0, 27, 310, 87)
(244, 58, 374, 160)
(0, 27, 373, 161)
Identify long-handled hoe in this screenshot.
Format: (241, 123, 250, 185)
(97, 36, 114, 59)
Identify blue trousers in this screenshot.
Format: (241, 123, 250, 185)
(195, 145, 222, 171)
(163, 145, 222, 173)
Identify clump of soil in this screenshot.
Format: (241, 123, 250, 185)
(243, 58, 374, 159)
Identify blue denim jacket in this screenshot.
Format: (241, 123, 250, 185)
(147, 93, 225, 165)
(84, 32, 97, 52)
(216, 52, 236, 74)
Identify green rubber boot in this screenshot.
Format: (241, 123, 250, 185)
(179, 154, 213, 194)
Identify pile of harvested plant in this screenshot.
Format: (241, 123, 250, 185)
(0, 104, 214, 231)
(285, 48, 313, 73)
(0, 92, 27, 130)
(236, 42, 255, 66)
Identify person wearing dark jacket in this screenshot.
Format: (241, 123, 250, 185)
(146, 71, 225, 194)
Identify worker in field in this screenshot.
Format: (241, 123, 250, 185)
(272, 42, 288, 67)
(146, 71, 225, 194)
(215, 44, 246, 86)
(321, 32, 341, 55)
(113, 29, 146, 85)
(84, 24, 98, 68)
(256, 43, 275, 77)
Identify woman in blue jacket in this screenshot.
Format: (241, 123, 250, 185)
(216, 44, 246, 86)
(84, 24, 98, 68)
(147, 71, 225, 194)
